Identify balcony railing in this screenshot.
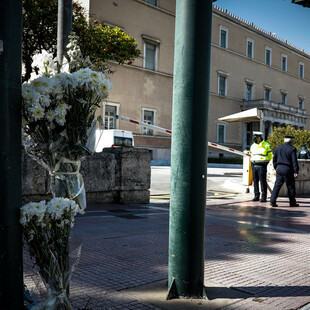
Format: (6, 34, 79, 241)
(243, 99, 307, 117)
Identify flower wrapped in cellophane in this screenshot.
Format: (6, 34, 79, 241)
(22, 34, 111, 209)
(21, 198, 85, 309)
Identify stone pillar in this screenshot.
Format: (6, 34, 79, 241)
(268, 122, 273, 136)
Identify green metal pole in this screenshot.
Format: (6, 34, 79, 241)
(57, 0, 73, 67)
(168, 0, 213, 299)
(0, 0, 24, 309)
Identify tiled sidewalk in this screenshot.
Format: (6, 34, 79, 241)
(24, 197, 310, 309)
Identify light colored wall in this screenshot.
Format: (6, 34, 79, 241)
(88, 0, 174, 150)
(212, 12, 310, 106)
(156, 0, 175, 13)
(105, 63, 173, 136)
(267, 160, 310, 196)
(209, 94, 242, 145)
(211, 42, 310, 106)
(86, 2, 310, 159)
(211, 9, 310, 145)
(90, 0, 175, 74)
(78, 0, 90, 17)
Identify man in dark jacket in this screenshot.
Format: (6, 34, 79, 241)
(297, 144, 310, 159)
(270, 135, 299, 207)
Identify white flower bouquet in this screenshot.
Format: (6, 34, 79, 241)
(21, 197, 85, 309)
(22, 34, 111, 208)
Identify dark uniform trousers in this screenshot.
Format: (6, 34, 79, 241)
(252, 163, 268, 199)
(270, 165, 296, 205)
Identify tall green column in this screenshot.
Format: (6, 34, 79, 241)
(0, 0, 24, 309)
(168, 0, 213, 299)
(57, 0, 72, 66)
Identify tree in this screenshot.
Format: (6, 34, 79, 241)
(267, 124, 310, 151)
(76, 23, 141, 72)
(23, 0, 59, 81)
(22, 0, 140, 81)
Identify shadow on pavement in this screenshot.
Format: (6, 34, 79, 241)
(232, 285, 310, 297)
(122, 279, 252, 310)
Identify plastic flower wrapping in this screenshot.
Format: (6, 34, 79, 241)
(21, 198, 85, 309)
(22, 34, 111, 209)
(22, 34, 111, 309)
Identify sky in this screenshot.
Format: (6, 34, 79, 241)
(215, 0, 310, 53)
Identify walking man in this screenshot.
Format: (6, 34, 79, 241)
(270, 135, 299, 207)
(250, 131, 273, 202)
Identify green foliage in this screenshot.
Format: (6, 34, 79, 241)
(75, 23, 141, 69)
(22, 0, 141, 80)
(23, 0, 59, 80)
(267, 124, 310, 151)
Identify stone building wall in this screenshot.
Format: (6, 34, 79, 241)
(267, 160, 310, 197)
(22, 148, 151, 204)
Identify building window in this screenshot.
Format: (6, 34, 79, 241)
(217, 123, 226, 143)
(298, 98, 304, 109)
(299, 62, 304, 78)
(144, 41, 158, 71)
(146, 0, 157, 5)
(218, 75, 227, 96)
(281, 54, 287, 72)
(246, 38, 254, 59)
(142, 108, 156, 135)
(245, 83, 253, 100)
(281, 93, 287, 105)
(265, 47, 272, 66)
(219, 26, 228, 49)
(105, 104, 118, 129)
(264, 88, 271, 101)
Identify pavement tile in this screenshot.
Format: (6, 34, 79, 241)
(23, 196, 310, 310)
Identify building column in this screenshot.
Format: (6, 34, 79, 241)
(242, 122, 248, 150)
(260, 118, 265, 137)
(268, 122, 273, 136)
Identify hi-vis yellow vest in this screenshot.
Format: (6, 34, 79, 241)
(250, 140, 272, 164)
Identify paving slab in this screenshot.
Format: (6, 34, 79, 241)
(121, 279, 251, 310)
(23, 195, 310, 310)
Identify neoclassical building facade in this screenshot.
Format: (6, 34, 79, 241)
(212, 5, 309, 155)
(81, 0, 310, 162)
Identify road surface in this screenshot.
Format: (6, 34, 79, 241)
(150, 166, 246, 200)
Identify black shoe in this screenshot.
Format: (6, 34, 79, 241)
(270, 203, 278, 207)
(290, 204, 299, 207)
(252, 197, 259, 201)
(260, 199, 267, 202)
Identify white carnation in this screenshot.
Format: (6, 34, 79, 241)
(29, 103, 45, 121)
(46, 197, 80, 219)
(46, 109, 55, 122)
(20, 201, 47, 225)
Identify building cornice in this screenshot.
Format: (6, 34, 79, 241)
(209, 92, 244, 102)
(213, 5, 310, 60)
(108, 61, 173, 78)
(133, 0, 175, 16)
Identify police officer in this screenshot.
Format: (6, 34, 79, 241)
(250, 131, 272, 202)
(270, 135, 299, 207)
(297, 144, 310, 159)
